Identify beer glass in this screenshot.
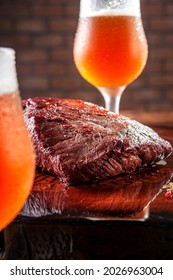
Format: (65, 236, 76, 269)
(0, 48, 35, 231)
(73, 0, 148, 114)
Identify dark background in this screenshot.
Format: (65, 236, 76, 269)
(0, 0, 173, 112)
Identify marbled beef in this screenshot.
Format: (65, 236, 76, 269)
(23, 98, 172, 185)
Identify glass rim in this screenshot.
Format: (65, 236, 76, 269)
(0, 47, 18, 95)
(0, 47, 15, 56)
(79, 0, 141, 17)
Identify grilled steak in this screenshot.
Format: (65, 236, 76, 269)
(23, 97, 173, 185)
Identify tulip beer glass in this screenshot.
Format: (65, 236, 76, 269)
(74, 0, 148, 114)
(0, 48, 35, 231)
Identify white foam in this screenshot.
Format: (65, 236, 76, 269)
(0, 47, 18, 95)
(80, 0, 140, 17)
(80, 9, 140, 17)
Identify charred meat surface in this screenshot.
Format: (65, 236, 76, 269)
(23, 98, 173, 185)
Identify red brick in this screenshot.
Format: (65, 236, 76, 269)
(0, 20, 12, 31)
(142, 19, 150, 31)
(65, 35, 76, 47)
(64, 90, 100, 104)
(39, 91, 68, 99)
(0, 4, 30, 17)
(51, 77, 82, 89)
(141, 4, 163, 16)
(165, 62, 173, 72)
(18, 50, 48, 62)
(145, 61, 162, 73)
(32, 63, 65, 76)
(33, 34, 63, 47)
(46, 0, 64, 4)
(16, 19, 47, 32)
(132, 89, 162, 102)
(20, 77, 49, 90)
(165, 4, 173, 15)
(20, 90, 53, 100)
(150, 47, 173, 59)
(165, 35, 173, 44)
(0, 34, 30, 47)
(50, 19, 77, 32)
(151, 18, 173, 31)
(148, 74, 173, 87)
(32, 5, 63, 17)
(51, 49, 73, 61)
(17, 64, 33, 75)
(65, 4, 79, 17)
(147, 34, 162, 45)
(130, 77, 147, 88)
(165, 90, 173, 100)
(68, 64, 80, 75)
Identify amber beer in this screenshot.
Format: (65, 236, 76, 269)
(74, 14, 148, 88)
(0, 48, 35, 231)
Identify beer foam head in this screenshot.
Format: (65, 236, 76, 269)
(0, 47, 18, 95)
(80, 0, 140, 17)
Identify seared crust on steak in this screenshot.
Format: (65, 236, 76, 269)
(23, 98, 173, 185)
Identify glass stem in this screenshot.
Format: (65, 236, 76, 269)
(98, 86, 125, 114)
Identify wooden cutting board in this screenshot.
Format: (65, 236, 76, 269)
(19, 127, 173, 220)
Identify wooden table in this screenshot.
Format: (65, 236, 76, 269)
(122, 111, 173, 128)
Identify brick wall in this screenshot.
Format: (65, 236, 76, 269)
(0, 0, 173, 112)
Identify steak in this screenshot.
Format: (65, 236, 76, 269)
(23, 97, 173, 185)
